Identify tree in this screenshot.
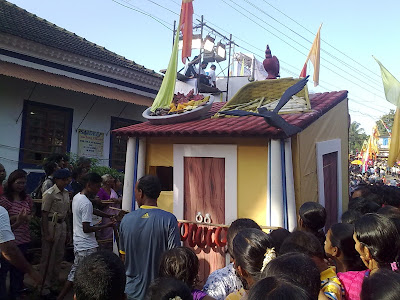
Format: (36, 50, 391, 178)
(376, 109, 395, 135)
(349, 121, 368, 154)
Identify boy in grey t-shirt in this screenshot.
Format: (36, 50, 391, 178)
(119, 175, 180, 300)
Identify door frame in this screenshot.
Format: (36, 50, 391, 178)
(316, 139, 342, 221)
(173, 144, 238, 224)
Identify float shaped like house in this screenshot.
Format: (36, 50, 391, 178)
(113, 89, 349, 278)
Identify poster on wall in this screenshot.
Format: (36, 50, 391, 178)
(78, 129, 104, 159)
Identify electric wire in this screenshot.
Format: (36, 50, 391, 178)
(243, 0, 382, 88)
(221, 0, 387, 99)
(261, 0, 382, 79)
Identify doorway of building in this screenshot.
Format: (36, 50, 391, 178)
(323, 151, 338, 230)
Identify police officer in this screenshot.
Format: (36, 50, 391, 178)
(40, 168, 72, 290)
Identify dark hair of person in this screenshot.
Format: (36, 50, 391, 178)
(227, 218, 261, 258)
(72, 157, 92, 179)
(269, 228, 290, 255)
(279, 230, 325, 260)
(341, 209, 363, 224)
(262, 253, 320, 299)
(361, 269, 400, 300)
(351, 184, 370, 198)
(348, 197, 380, 214)
(377, 205, 400, 234)
(43, 160, 58, 176)
(159, 247, 198, 288)
(381, 185, 400, 207)
(354, 213, 400, 269)
(299, 202, 326, 245)
(145, 277, 193, 300)
(329, 223, 366, 271)
(80, 173, 103, 187)
(248, 277, 313, 300)
(137, 175, 161, 200)
(47, 153, 64, 164)
(74, 251, 126, 300)
(62, 153, 70, 162)
(3, 169, 27, 201)
(232, 228, 274, 284)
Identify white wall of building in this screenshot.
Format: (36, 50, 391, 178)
(0, 75, 146, 175)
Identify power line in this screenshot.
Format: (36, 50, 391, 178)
(243, 0, 382, 89)
(261, 0, 382, 80)
(221, 0, 386, 100)
(112, 0, 173, 31)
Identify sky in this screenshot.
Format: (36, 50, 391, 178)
(8, 0, 400, 133)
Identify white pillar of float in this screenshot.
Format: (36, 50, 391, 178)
(267, 139, 284, 228)
(122, 137, 136, 212)
(284, 138, 297, 231)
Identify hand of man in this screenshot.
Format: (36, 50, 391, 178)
(27, 268, 43, 287)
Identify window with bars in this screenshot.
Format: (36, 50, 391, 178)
(110, 117, 140, 170)
(20, 101, 73, 167)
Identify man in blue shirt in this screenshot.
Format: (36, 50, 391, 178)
(119, 175, 180, 300)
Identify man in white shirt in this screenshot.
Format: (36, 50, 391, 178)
(0, 206, 42, 298)
(208, 64, 217, 87)
(57, 173, 116, 300)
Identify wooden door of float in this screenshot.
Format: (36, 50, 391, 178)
(184, 157, 226, 285)
(323, 152, 338, 230)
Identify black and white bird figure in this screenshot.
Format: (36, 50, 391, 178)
(219, 76, 309, 137)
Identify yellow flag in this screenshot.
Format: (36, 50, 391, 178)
(240, 58, 245, 76)
(373, 56, 400, 108)
(150, 27, 180, 112)
(374, 57, 400, 166)
(302, 24, 321, 87)
(388, 108, 400, 166)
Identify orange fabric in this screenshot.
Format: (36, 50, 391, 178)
(180, 0, 194, 64)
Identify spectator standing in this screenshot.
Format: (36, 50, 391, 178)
(40, 169, 72, 290)
(0, 205, 42, 299)
(57, 173, 116, 300)
(0, 170, 33, 299)
(119, 175, 180, 300)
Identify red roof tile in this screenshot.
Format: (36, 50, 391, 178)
(113, 91, 348, 139)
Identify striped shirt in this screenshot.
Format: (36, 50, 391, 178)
(0, 195, 33, 245)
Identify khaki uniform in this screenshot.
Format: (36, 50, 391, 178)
(40, 184, 70, 287)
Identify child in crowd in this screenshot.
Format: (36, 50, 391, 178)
(298, 202, 327, 247)
(74, 251, 126, 300)
(268, 228, 290, 255)
(158, 246, 215, 300)
(353, 214, 400, 275)
(262, 252, 321, 299)
(248, 277, 313, 300)
(325, 223, 366, 300)
(226, 228, 275, 300)
(203, 218, 261, 300)
(280, 231, 343, 300)
(360, 269, 400, 300)
(146, 277, 193, 300)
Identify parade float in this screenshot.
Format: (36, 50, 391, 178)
(113, 2, 349, 282)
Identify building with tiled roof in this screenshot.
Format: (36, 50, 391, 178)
(0, 0, 162, 189)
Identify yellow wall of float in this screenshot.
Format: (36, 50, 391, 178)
(292, 99, 349, 213)
(145, 137, 268, 226)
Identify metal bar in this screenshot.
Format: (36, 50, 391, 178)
(225, 34, 233, 102)
(16, 83, 37, 123)
(75, 97, 99, 132)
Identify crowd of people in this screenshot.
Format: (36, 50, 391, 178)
(0, 157, 400, 299)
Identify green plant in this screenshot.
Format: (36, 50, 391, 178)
(89, 165, 124, 181)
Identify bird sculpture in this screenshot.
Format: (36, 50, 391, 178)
(263, 45, 280, 79)
(219, 76, 309, 137)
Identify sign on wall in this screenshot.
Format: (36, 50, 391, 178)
(78, 129, 104, 158)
